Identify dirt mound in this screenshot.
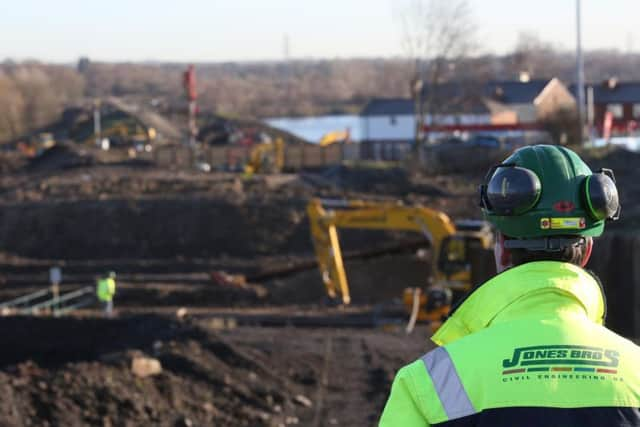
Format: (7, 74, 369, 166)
(321, 165, 448, 197)
(583, 146, 640, 230)
(0, 315, 431, 426)
(27, 144, 94, 172)
(0, 315, 314, 426)
(420, 144, 510, 175)
(0, 196, 309, 259)
(266, 252, 431, 305)
(0, 166, 437, 260)
(197, 114, 312, 147)
(0, 151, 27, 174)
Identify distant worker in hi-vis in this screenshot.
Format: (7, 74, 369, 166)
(96, 271, 117, 317)
(380, 145, 640, 426)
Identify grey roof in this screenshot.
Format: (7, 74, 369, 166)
(484, 80, 551, 104)
(360, 98, 415, 116)
(423, 82, 490, 114)
(361, 80, 554, 116)
(569, 82, 640, 103)
(591, 82, 640, 103)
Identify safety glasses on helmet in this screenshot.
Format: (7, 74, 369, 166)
(479, 164, 620, 221)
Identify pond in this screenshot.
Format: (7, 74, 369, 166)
(265, 115, 362, 143)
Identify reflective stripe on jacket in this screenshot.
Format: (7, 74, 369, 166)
(379, 261, 640, 426)
(96, 278, 116, 302)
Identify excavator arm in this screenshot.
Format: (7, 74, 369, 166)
(307, 205, 351, 303)
(307, 198, 458, 305)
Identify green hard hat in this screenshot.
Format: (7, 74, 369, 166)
(479, 145, 620, 239)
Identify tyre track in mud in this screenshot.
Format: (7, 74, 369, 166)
(311, 331, 417, 426)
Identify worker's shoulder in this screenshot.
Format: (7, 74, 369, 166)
(391, 350, 437, 389)
(394, 356, 427, 379)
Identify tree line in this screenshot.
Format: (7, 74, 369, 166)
(0, 63, 84, 142)
(2, 46, 640, 143)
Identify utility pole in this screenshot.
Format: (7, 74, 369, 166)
(93, 99, 102, 147)
(587, 85, 595, 139)
(576, 0, 586, 143)
(412, 59, 424, 150)
(183, 65, 198, 145)
(283, 34, 292, 114)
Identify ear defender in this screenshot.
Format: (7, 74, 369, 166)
(480, 164, 542, 216)
(583, 168, 620, 221)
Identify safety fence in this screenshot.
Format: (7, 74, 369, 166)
(0, 288, 50, 313)
(0, 286, 96, 317)
(152, 141, 535, 174)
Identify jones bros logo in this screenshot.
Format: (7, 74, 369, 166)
(503, 345, 619, 369)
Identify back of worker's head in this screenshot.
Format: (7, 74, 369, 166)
(479, 144, 620, 272)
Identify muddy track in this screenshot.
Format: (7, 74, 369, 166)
(309, 330, 429, 426)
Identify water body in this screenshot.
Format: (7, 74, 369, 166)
(265, 115, 361, 143)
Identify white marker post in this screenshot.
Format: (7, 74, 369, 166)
(49, 267, 62, 313)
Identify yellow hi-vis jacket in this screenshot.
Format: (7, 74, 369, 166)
(96, 277, 116, 302)
(379, 261, 640, 426)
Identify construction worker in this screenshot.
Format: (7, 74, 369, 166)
(380, 145, 640, 426)
(96, 271, 116, 316)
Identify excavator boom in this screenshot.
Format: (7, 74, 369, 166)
(307, 198, 465, 305)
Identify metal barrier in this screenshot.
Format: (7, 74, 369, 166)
(0, 288, 51, 312)
(21, 286, 95, 317)
(0, 286, 96, 317)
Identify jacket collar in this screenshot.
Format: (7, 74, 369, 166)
(432, 261, 606, 346)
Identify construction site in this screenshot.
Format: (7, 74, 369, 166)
(2, 0, 640, 416)
(3, 0, 640, 423)
(0, 104, 639, 425)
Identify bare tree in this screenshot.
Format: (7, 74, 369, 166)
(0, 74, 26, 141)
(399, 0, 476, 146)
(12, 66, 58, 130)
(509, 32, 561, 78)
(0, 64, 85, 143)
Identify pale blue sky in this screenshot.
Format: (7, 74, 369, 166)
(1, 0, 638, 62)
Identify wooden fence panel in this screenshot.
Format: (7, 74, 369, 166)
(301, 145, 324, 168)
(324, 143, 343, 164)
(342, 143, 360, 161)
(174, 147, 193, 168)
(207, 147, 228, 169)
(284, 145, 304, 170)
(156, 143, 353, 171)
(154, 146, 175, 168)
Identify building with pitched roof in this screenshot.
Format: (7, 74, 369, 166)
(582, 79, 640, 136)
(358, 78, 575, 159)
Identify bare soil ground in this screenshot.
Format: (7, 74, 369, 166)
(0, 314, 432, 426)
(0, 143, 638, 425)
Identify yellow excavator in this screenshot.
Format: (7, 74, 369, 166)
(17, 133, 56, 158)
(244, 137, 285, 175)
(85, 122, 156, 147)
(319, 129, 350, 147)
(307, 198, 494, 326)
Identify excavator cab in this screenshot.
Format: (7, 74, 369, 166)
(244, 137, 285, 176)
(427, 220, 494, 316)
(437, 220, 493, 281)
(438, 236, 468, 275)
